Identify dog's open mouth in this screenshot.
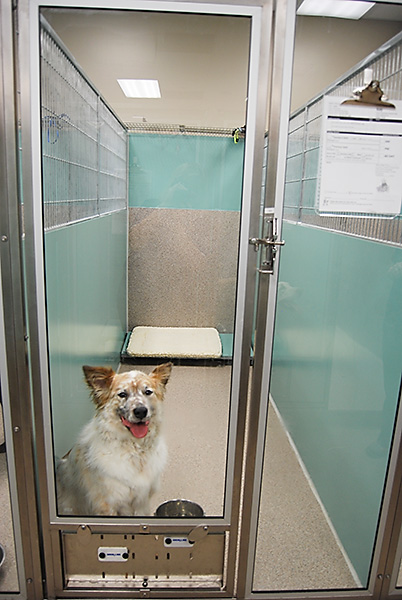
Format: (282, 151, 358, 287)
(121, 416, 150, 439)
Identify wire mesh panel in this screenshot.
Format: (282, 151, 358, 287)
(283, 31, 402, 245)
(40, 23, 127, 230)
(99, 99, 127, 214)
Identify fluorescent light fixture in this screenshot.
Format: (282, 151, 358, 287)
(297, 0, 375, 19)
(117, 79, 161, 98)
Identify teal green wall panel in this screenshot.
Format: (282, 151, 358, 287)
(44, 211, 127, 457)
(128, 133, 244, 210)
(271, 221, 402, 585)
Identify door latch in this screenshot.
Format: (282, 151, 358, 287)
(188, 525, 208, 544)
(249, 215, 285, 275)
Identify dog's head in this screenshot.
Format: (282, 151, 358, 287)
(82, 363, 172, 440)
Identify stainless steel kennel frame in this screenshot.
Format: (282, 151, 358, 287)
(1, 0, 402, 599)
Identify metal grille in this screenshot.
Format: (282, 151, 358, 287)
(126, 122, 235, 137)
(284, 30, 402, 246)
(41, 23, 127, 230)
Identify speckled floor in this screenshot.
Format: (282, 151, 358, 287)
(0, 406, 19, 593)
(122, 363, 361, 591)
(0, 365, 379, 592)
(254, 401, 360, 591)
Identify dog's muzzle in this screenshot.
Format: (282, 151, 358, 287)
(121, 404, 150, 439)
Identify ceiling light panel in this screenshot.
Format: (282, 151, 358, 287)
(297, 0, 375, 19)
(117, 79, 161, 98)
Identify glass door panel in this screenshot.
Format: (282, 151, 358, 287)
(251, 1, 402, 593)
(39, 8, 251, 520)
(255, 226, 402, 591)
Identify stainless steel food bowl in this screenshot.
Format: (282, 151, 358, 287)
(155, 499, 204, 518)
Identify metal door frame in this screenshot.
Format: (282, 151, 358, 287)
(16, 0, 279, 597)
(377, 384, 402, 600)
(0, 1, 45, 598)
(237, 0, 299, 595)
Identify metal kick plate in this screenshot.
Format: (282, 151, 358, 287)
(62, 531, 225, 590)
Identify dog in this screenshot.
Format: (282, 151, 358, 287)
(56, 362, 172, 516)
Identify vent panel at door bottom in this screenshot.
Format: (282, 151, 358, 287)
(62, 530, 226, 590)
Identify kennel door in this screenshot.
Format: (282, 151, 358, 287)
(239, 2, 402, 597)
(19, 0, 278, 596)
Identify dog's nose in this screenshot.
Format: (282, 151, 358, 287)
(133, 405, 148, 420)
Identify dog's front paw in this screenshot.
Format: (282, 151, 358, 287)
(91, 502, 119, 517)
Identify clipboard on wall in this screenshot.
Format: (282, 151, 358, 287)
(316, 85, 402, 217)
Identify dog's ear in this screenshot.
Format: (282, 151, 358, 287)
(150, 362, 172, 388)
(83, 366, 115, 406)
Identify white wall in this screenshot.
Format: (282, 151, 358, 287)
(42, 7, 402, 125)
(291, 16, 402, 111)
(42, 9, 250, 128)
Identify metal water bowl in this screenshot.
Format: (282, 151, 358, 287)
(155, 499, 204, 518)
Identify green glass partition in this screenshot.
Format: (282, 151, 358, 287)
(45, 211, 127, 458)
(269, 221, 402, 586)
(128, 133, 244, 211)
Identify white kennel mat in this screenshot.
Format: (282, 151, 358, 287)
(127, 326, 222, 359)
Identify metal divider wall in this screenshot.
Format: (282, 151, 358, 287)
(39, 19, 129, 513)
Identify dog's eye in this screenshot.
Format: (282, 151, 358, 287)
(118, 391, 128, 399)
(144, 389, 153, 396)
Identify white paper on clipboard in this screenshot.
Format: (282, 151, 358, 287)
(317, 96, 402, 215)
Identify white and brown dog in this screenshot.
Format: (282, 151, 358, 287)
(56, 362, 172, 516)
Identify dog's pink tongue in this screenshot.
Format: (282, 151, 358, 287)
(121, 417, 149, 439)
